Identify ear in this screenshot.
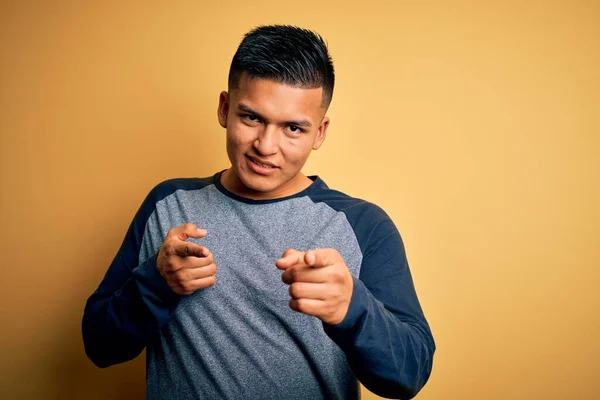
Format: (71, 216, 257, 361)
(312, 117, 329, 150)
(217, 91, 229, 128)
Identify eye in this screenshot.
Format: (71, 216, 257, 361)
(242, 114, 259, 122)
(288, 125, 304, 134)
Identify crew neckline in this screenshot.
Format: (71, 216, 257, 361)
(213, 170, 323, 204)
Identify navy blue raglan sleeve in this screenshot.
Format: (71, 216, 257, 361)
(82, 183, 181, 368)
(323, 206, 435, 399)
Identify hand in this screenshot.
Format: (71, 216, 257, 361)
(275, 248, 353, 325)
(157, 223, 217, 296)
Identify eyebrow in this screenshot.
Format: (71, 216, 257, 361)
(237, 103, 313, 128)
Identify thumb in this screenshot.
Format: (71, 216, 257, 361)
(170, 223, 208, 241)
(275, 248, 306, 270)
(304, 248, 337, 268)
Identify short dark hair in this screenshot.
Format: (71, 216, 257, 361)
(228, 25, 335, 108)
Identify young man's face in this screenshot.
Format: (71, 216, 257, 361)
(217, 73, 329, 200)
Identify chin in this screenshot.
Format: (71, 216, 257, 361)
(236, 166, 276, 191)
(242, 175, 279, 193)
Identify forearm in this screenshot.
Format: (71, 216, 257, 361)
(324, 278, 435, 399)
(82, 254, 180, 367)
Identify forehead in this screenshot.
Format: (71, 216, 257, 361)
(231, 75, 325, 121)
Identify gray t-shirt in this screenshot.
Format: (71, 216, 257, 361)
(83, 171, 435, 399)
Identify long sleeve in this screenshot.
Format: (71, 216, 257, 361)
(82, 186, 181, 368)
(323, 218, 435, 399)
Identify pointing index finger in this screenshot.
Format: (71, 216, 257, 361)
(169, 223, 208, 241)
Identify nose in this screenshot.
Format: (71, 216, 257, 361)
(253, 124, 279, 156)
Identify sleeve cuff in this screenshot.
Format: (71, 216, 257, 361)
(132, 253, 181, 307)
(324, 277, 368, 333)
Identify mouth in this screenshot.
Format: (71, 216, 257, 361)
(246, 155, 278, 169)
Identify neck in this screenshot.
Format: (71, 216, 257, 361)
(220, 169, 312, 200)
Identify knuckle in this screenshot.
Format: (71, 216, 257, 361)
(288, 283, 298, 298)
(295, 298, 306, 312)
(290, 267, 301, 281)
(206, 275, 217, 287)
(174, 270, 186, 282)
(161, 259, 173, 272)
(332, 269, 346, 281)
(164, 242, 176, 256)
(166, 258, 178, 272)
(282, 248, 294, 257)
(183, 222, 195, 231)
(207, 264, 217, 275)
(180, 281, 192, 292)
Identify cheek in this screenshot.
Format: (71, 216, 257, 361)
(281, 138, 313, 164)
(228, 121, 257, 146)
(227, 127, 251, 153)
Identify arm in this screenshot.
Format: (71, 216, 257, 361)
(81, 188, 181, 368)
(323, 219, 435, 399)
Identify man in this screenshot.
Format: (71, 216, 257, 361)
(83, 25, 435, 399)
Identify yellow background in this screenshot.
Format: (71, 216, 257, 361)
(1, 1, 598, 399)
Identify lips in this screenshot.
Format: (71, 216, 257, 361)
(247, 155, 278, 168)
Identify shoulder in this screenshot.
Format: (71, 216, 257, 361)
(131, 175, 216, 223)
(309, 180, 410, 282)
(308, 179, 392, 226)
(145, 176, 216, 205)
(307, 179, 399, 247)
